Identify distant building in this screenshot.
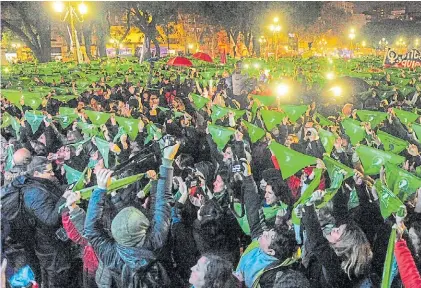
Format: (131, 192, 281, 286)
(326, 1, 354, 14)
(370, 3, 409, 21)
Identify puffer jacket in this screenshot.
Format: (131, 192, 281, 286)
(22, 176, 71, 272)
(84, 164, 173, 288)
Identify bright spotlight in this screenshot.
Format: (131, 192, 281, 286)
(78, 3, 88, 15)
(326, 72, 335, 80)
(254, 63, 260, 69)
(53, 1, 64, 13)
(277, 83, 289, 97)
(244, 64, 249, 69)
(330, 86, 342, 97)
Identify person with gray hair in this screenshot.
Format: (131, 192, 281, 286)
(3, 148, 32, 186)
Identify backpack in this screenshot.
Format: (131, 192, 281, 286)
(0, 175, 34, 239)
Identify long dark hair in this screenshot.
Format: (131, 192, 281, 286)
(202, 254, 238, 288)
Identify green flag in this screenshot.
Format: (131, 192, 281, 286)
(261, 110, 285, 131)
(279, 105, 308, 123)
(5, 144, 14, 172)
(10, 116, 21, 139)
(85, 110, 111, 126)
(24, 111, 44, 134)
(51, 95, 78, 102)
(22, 91, 43, 110)
(1, 112, 12, 128)
(313, 112, 335, 127)
(59, 107, 77, 115)
(356, 145, 405, 175)
(207, 124, 235, 150)
(291, 168, 322, 225)
(341, 118, 366, 145)
(210, 105, 230, 122)
(356, 110, 388, 128)
(190, 93, 210, 109)
(251, 95, 277, 107)
(413, 123, 421, 142)
(242, 120, 266, 143)
(318, 128, 336, 155)
(385, 164, 421, 202)
(316, 169, 345, 209)
(77, 122, 100, 137)
(72, 167, 87, 192)
(377, 130, 408, 154)
(94, 137, 110, 168)
(63, 164, 83, 185)
(375, 180, 404, 219)
(381, 227, 397, 288)
(144, 123, 162, 145)
(54, 112, 79, 129)
(269, 141, 317, 179)
(79, 173, 145, 200)
(2, 89, 23, 107)
(115, 116, 139, 141)
(348, 188, 360, 210)
(323, 155, 355, 181)
(394, 108, 419, 125)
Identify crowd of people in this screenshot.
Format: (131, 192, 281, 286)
(1, 56, 421, 288)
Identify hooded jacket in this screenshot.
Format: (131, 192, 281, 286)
(84, 164, 173, 288)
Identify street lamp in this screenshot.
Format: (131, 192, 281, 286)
(269, 23, 281, 60)
(53, 1, 87, 63)
(259, 36, 268, 59)
(415, 39, 420, 49)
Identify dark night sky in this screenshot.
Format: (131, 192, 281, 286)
(353, 1, 421, 13)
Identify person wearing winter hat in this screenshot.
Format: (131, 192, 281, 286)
(84, 136, 180, 288)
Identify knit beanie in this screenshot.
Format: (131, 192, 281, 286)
(111, 207, 150, 247)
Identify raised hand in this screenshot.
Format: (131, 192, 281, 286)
(97, 169, 113, 190)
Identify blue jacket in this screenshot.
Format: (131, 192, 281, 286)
(84, 164, 173, 288)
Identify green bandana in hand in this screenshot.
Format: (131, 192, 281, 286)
(63, 164, 83, 185)
(242, 120, 266, 143)
(385, 164, 421, 202)
(207, 124, 235, 150)
(377, 130, 409, 154)
(356, 145, 405, 175)
(318, 128, 336, 155)
(340, 118, 366, 145)
(94, 137, 110, 168)
(269, 141, 317, 179)
(261, 110, 285, 131)
(374, 180, 404, 219)
(24, 111, 44, 134)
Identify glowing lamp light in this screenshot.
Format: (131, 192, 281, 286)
(326, 72, 335, 80)
(244, 64, 250, 69)
(4, 68, 9, 73)
(78, 3, 88, 15)
(53, 1, 64, 13)
(330, 86, 342, 97)
(328, 58, 333, 64)
(277, 84, 289, 97)
(254, 63, 260, 69)
(274, 17, 279, 23)
(188, 44, 194, 49)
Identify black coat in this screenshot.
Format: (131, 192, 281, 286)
(22, 177, 71, 272)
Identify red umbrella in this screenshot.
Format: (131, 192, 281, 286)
(192, 52, 213, 63)
(167, 56, 193, 67)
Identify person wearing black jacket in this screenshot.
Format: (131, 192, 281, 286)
(299, 185, 373, 288)
(22, 156, 72, 287)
